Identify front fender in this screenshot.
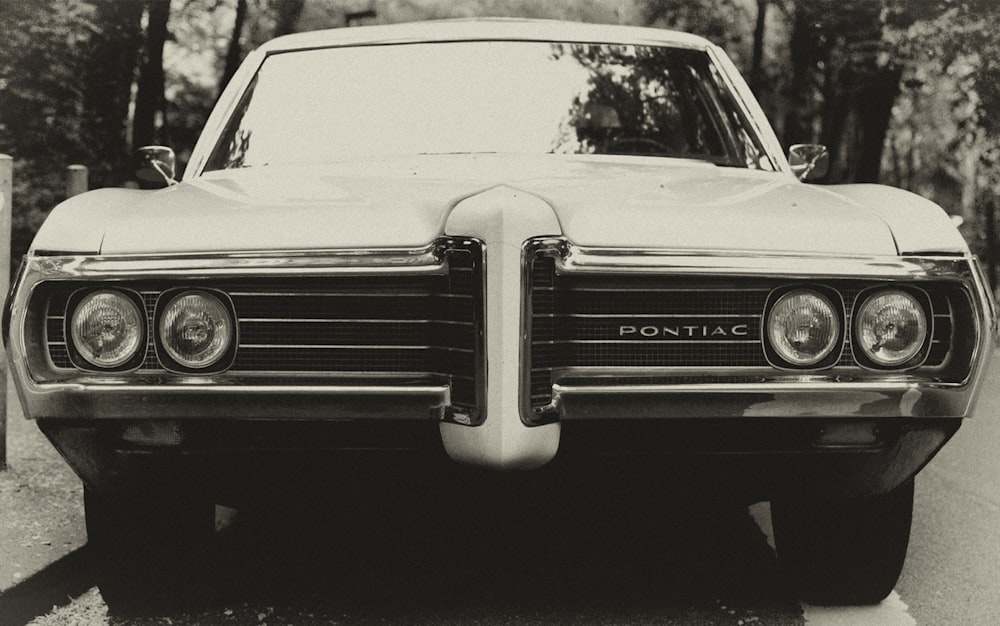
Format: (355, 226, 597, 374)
(830, 184, 967, 255)
(30, 188, 152, 255)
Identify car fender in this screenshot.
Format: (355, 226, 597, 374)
(29, 188, 151, 255)
(828, 184, 967, 255)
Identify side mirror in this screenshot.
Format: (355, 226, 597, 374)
(788, 144, 829, 182)
(135, 145, 177, 188)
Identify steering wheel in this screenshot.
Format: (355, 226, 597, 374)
(606, 136, 674, 155)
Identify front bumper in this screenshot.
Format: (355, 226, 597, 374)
(39, 416, 958, 501)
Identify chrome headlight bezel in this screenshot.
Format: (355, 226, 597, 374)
(852, 287, 932, 370)
(66, 288, 148, 371)
(154, 288, 238, 374)
(763, 286, 844, 370)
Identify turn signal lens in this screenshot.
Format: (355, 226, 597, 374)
(767, 289, 840, 367)
(70, 290, 144, 368)
(158, 291, 233, 369)
(855, 290, 927, 367)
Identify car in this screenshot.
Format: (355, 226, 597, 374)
(5, 18, 996, 607)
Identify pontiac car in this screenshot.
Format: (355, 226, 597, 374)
(5, 19, 996, 607)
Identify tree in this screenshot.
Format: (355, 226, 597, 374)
(0, 0, 96, 263)
(639, 0, 752, 60)
(220, 0, 249, 95)
(80, 0, 144, 188)
(775, 0, 912, 183)
(750, 0, 768, 93)
(271, 0, 305, 36)
(133, 0, 172, 151)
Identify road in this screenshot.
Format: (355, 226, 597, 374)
(9, 355, 1000, 625)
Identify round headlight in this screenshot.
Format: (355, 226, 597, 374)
(767, 289, 840, 367)
(70, 290, 145, 368)
(855, 290, 927, 367)
(158, 291, 233, 369)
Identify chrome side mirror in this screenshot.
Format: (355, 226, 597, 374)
(135, 145, 177, 188)
(788, 144, 829, 182)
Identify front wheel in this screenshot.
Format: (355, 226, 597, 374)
(85, 488, 215, 613)
(771, 480, 914, 605)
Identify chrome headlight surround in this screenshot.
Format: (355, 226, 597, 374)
(154, 288, 237, 374)
(66, 288, 148, 371)
(763, 287, 844, 370)
(853, 287, 932, 370)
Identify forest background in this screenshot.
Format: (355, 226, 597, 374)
(2, 0, 999, 283)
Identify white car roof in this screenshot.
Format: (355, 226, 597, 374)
(259, 17, 714, 54)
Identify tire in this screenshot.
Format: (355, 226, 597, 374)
(771, 480, 914, 605)
(85, 488, 215, 613)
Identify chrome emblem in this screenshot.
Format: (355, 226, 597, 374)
(618, 324, 750, 338)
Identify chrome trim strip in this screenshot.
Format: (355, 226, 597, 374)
(240, 318, 441, 324)
(27, 246, 446, 279)
(15, 382, 451, 421)
(239, 344, 474, 353)
(229, 291, 437, 297)
(546, 365, 945, 378)
(551, 381, 976, 420)
(533, 286, 771, 293)
(241, 344, 433, 350)
(533, 313, 763, 319)
(559, 246, 974, 279)
(533, 339, 760, 345)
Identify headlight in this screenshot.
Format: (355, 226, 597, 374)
(855, 289, 927, 367)
(70, 290, 145, 368)
(766, 289, 840, 367)
(158, 291, 233, 369)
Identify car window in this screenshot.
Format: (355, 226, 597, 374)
(205, 41, 771, 170)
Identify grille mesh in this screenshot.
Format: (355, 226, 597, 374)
(528, 255, 956, 407)
(45, 244, 482, 411)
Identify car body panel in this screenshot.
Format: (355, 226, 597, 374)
(32, 155, 964, 258)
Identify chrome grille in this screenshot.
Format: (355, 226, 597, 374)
(44, 242, 483, 417)
(528, 254, 957, 408)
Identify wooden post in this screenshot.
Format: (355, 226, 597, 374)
(0, 154, 12, 470)
(985, 198, 997, 293)
(66, 164, 88, 198)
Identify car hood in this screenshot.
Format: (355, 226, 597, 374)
(37, 155, 959, 256)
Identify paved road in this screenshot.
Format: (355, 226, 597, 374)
(11, 356, 1000, 625)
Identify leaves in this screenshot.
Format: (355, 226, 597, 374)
(1, 0, 999, 269)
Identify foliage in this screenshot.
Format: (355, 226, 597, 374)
(639, 0, 752, 62)
(1, 0, 999, 278)
(0, 0, 96, 262)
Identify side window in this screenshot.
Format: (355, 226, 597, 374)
(706, 64, 771, 170)
(205, 76, 259, 171)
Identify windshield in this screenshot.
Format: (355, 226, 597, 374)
(205, 41, 770, 170)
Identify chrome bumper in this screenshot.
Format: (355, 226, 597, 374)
(552, 379, 978, 420)
(15, 379, 450, 421)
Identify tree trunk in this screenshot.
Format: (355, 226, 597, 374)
(219, 0, 249, 96)
(820, 61, 852, 183)
(750, 0, 767, 94)
(272, 0, 305, 37)
(854, 65, 902, 183)
(782, 3, 818, 147)
(81, 1, 144, 188)
(133, 0, 171, 152)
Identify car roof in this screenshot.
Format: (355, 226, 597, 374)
(258, 17, 713, 54)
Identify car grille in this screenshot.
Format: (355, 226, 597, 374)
(528, 255, 957, 409)
(44, 243, 483, 415)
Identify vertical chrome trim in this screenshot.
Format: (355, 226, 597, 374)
(438, 237, 488, 426)
(521, 238, 567, 426)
